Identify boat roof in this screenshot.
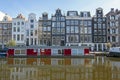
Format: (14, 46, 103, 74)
(8, 46, 89, 49)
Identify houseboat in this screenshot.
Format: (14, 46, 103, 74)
(109, 47, 120, 57)
(6, 46, 90, 58)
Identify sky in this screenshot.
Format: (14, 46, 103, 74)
(0, 0, 120, 19)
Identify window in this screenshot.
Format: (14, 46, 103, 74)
(98, 24, 102, 29)
(94, 36, 97, 42)
(21, 22, 24, 25)
(52, 22, 56, 27)
(17, 35, 20, 41)
(75, 20, 79, 25)
(94, 30, 97, 35)
(61, 22, 65, 27)
(61, 17, 65, 21)
(48, 27, 51, 31)
(98, 18, 102, 22)
(66, 26, 70, 33)
(103, 30, 106, 35)
(35, 38, 37, 45)
(80, 21, 83, 25)
(26, 30, 29, 36)
(13, 27, 16, 32)
(103, 24, 106, 29)
(61, 28, 65, 34)
(57, 28, 60, 34)
(94, 24, 97, 29)
(13, 35, 16, 40)
(17, 22, 20, 25)
(43, 27, 47, 31)
(52, 17, 56, 21)
(116, 22, 119, 27)
(84, 21, 87, 26)
(112, 29, 116, 33)
(31, 38, 33, 45)
(17, 27, 20, 32)
(21, 35, 24, 41)
(88, 28, 91, 34)
(30, 19, 34, 23)
(94, 18, 97, 21)
(52, 28, 57, 34)
(30, 25, 34, 28)
(98, 30, 102, 35)
(14, 23, 16, 25)
(112, 36, 116, 42)
(71, 20, 74, 25)
(57, 22, 60, 27)
(103, 18, 105, 21)
(35, 30, 37, 36)
(30, 30, 33, 36)
(66, 20, 70, 25)
(88, 21, 91, 26)
(84, 27, 87, 33)
(75, 26, 79, 33)
(71, 26, 74, 33)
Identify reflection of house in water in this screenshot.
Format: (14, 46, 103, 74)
(108, 58, 120, 80)
(0, 57, 120, 80)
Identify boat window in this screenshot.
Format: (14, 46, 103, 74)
(72, 49, 78, 55)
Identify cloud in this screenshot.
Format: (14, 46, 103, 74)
(0, 11, 5, 21)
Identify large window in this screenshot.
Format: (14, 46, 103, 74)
(71, 26, 74, 33)
(52, 22, 56, 27)
(66, 20, 70, 25)
(61, 17, 65, 21)
(30, 30, 33, 36)
(88, 21, 91, 26)
(61, 28, 65, 34)
(17, 22, 20, 25)
(75, 26, 79, 33)
(112, 36, 116, 42)
(52, 17, 56, 21)
(43, 27, 47, 31)
(47, 27, 51, 31)
(17, 35, 20, 41)
(66, 26, 70, 33)
(35, 30, 37, 36)
(103, 24, 106, 29)
(26, 30, 29, 36)
(52, 28, 57, 34)
(21, 22, 24, 25)
(17, 27, 20, 32)
(21, 35, 24, 41)
(13, 35, 16, 40)
(30, 25, 34, 28)
(88, 28, 91, 34)
(84, 21, 87, 26)
(67, 35, 79, 42)
(98, 23, 102, 29)
(13, 27, 16, 32)
(61, 22, 65, 27)
(75, 20, 79, 25)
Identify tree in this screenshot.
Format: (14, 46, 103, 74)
(105, 42, 111, 51)
(6, 40, 16, 47)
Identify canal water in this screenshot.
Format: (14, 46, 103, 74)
(0, 57, 120, 80)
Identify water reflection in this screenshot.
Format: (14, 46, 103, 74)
(0, 57, 120, 80)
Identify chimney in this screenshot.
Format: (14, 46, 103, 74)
(116, 9, 118, 13)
